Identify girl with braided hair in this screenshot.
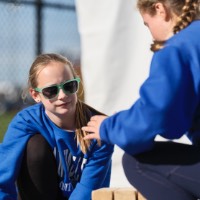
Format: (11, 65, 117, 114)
(0, 53, 114, 200)
(82, 0, 200, 199)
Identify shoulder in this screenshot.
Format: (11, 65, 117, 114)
(18, 103, 43, 114)
(3, 104, 45, 142)
(152, 20, 200, 69)
(165, 20, 200, 49)
(12, 103, 44, 123)
(151, 45, 185, 72)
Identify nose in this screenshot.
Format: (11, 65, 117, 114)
(57, 88, 68, 99)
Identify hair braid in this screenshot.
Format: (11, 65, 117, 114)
(150, 40, 166, 52)
(174, 0, 199, 33)
(147, 0, 200, 52)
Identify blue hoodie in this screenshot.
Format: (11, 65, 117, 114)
(0, 103, 114, 200)
(100, 20, 200, 155)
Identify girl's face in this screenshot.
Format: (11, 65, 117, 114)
(140, 3, 175, 41)
(30, 61, 78, 125)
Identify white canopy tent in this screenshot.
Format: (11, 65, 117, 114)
(76, 0, 153, 187)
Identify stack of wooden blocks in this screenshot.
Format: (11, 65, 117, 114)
(92, 187, 146, 200)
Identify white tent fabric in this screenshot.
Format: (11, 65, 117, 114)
(75, 0, 152, 187)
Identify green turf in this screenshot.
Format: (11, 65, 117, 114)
(0, 111, 17, 142)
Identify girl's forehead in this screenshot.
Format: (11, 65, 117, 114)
(37, 62, 74, 81)
(39, 62, 72, 74)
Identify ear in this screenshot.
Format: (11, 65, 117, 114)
(29, 88, 41, 103)
(154, 2, 169, 19)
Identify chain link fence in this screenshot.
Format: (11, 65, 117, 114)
(0, 0, 81, 139)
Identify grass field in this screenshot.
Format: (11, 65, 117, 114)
(0, 111, 17, 142)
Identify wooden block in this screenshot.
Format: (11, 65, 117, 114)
(92, 187, 146, 200)
(137, 191, 147, 200)
(114, 188, 137, 200)
(92, 187, 115, 200)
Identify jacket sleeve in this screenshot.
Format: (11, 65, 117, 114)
(69, 141, 114, 200)
(0, 112, 37, 200)
(100, 46, 198, 155)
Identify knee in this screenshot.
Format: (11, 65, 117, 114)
(26, 134, 52, 163)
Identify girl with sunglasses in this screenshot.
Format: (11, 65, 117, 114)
(83, 0, 200, 199)
(0, 53, 114, 200)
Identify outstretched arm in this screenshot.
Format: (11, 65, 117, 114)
(82, 115, 108, 140)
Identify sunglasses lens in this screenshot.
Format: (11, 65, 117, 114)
(63, 80, 78, 94)
(42, 86, 58, 99)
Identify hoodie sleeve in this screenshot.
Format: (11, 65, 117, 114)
(69, 141, 114, 200)
(100, 46, 198, 155)
(0, 109, 40, 199)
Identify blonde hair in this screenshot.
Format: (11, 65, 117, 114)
(137, 0, 200, 52)
(23, 53, 104, 154)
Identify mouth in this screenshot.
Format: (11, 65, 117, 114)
(57, 101, 71, 107)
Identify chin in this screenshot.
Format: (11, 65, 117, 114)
(58, 107, 75, 116)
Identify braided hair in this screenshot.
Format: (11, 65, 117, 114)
(137, 0, 200, 52)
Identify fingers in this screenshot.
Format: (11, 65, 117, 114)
(90, 115, 100, 120)
(81, 115, 106, 141)
(86, 120, 97, 127)
(84, 133, 99, 140)
(82, 125, 100, 140)
(82, 116, 100, 132)
(90, 115, 107, 121)
(82, 126, 95, 133)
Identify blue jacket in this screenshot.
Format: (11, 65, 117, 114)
(100, 20, 200, 155)
(0, 103, 114, 200)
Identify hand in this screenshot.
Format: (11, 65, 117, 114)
(82, 115, 108, 140)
